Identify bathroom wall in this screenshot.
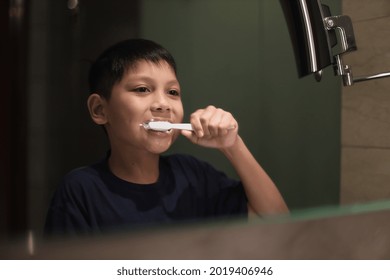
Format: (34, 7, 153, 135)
(341, 0, 390, 204)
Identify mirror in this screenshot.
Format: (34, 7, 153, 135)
(3, 0, 390, 249)
(279, 0, 336, 79)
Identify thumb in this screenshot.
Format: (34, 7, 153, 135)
(180, 130, 194, 140)
(181, 130, 202, 145)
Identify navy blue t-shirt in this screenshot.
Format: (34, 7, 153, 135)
(44, 154, 248, 236)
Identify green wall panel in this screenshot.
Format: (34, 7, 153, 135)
(140, 0, 341, 210)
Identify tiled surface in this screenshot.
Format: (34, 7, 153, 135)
(341, 0, 390, 204)
(343, 16, 390, 78)
(342, 82, 390, 148)
(341, 148, 390, 204)
(343, 0, 390, 21)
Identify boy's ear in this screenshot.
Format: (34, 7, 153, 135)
(87, 93, 108, 125)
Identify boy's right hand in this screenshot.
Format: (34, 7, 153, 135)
(181, 105, 239, 149)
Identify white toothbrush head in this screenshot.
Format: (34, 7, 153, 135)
(140, 121, 172, 132)
(140, 121, 193, 132)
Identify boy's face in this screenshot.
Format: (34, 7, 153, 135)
(103, 60, 184, 155)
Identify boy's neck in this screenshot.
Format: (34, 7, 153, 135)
(108, 148, 160, 184)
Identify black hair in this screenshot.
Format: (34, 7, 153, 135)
(88, 38, 177, 99)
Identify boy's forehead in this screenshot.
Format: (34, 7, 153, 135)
(127, 59, 175, 74)
(119, 59, 179, 86)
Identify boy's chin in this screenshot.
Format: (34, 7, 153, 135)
(143, 131, 180, 154)
(146, 142, 173, 155)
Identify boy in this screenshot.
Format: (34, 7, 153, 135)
(44, 38, 288, 236)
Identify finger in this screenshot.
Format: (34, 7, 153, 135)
(208, 108, 225, 137)
(190, 110, 205, 137)
(220, 111, 237, 132)
(198, 106, 217, 137)
(181, 130, 202, 146)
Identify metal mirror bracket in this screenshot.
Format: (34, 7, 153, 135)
(323, 15, 390, 86)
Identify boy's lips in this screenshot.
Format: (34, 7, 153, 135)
(148, 129, 173, 135)
(143, 118, 172, 123)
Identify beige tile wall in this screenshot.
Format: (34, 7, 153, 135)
(341, 0, 390, 204)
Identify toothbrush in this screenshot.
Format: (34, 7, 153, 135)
(140, 121, 193, 132)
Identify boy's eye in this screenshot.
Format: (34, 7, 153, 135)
(168, 89, 180, 96)
(134, 87, 149, 93)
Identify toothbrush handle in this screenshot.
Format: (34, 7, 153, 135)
(171, 123, 193, 131)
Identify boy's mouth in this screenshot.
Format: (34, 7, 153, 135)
(140, 119, 174, 134)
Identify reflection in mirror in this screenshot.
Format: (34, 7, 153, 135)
(5, 0, 390, 260)
(2, 0, 387, 260)
(4, 0, 341, 241)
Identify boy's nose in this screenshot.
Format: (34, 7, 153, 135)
(151, 92, 171, 112)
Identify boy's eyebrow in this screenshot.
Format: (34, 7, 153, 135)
(124, 75, 180, 86)
(125, 75, 153, 83)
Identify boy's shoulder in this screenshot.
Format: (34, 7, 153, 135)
(63, 163, 102, 182)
